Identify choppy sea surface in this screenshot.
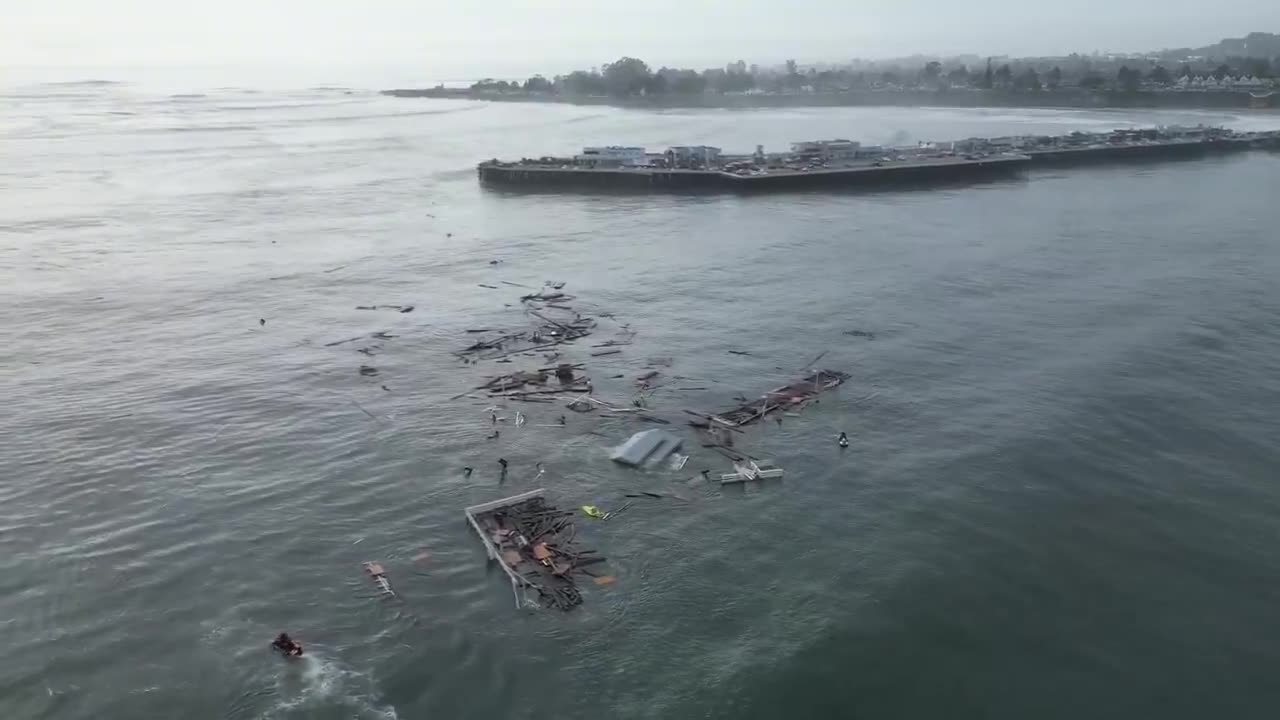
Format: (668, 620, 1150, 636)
(4, 73, 1280, 720)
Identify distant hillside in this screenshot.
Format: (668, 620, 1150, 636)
(1165, 32, 1280, 59)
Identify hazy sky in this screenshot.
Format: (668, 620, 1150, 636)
(5, 1, 1278, 77)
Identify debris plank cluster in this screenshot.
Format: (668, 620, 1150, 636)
(477, 364, 591, 401)
(455, 290, 600, 362)
(464, 489, 608, 611)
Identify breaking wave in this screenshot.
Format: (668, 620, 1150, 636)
(261, 653, 398, 720)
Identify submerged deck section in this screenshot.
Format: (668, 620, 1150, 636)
(709, 369, 851, 428)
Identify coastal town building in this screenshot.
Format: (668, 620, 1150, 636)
(1175, 75, 1273, 90)
(790, 139, 861, 161)
(665, 145, 722, 168)
(575, 146, 648, 167)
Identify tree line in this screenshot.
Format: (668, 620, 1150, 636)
(469, 55, 1278, 97)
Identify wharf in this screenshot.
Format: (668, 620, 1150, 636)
(1023, 137, 1253, 165)
(478, 154, 1030, 191)
(476, 126, 1280, 193)
(479, 164, 721, 190)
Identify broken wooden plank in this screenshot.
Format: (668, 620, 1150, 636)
(483, 341, 567, 361)
(324, 334, 365, 347)
(801, 349, 830, 370)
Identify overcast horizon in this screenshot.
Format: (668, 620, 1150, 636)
(6, 1, 1279, 82)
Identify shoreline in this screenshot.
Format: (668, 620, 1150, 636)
(383, 87, 1279, 112)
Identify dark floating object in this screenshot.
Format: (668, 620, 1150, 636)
(271, 633, 303, 657)
(364, 561, 395, 597)
(325, 330, 398, 347)
(359, 365, 379, 376)
(727, 350, 752, 356)
(259, 318, 266, 326)
(381, 384, 391, 391)
(325, 335, 364, 347)
(355, 304, 414, 313)
(519, 291, 570, 302)
(350, 400, 379, 421)
(844, 330, 876, 339)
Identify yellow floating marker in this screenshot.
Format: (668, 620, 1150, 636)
(581, 505, 607, 520)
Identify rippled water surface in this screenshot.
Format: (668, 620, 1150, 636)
(4, 77, 1280, 720)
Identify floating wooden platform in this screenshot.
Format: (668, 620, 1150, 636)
(464, 489, 607, 610)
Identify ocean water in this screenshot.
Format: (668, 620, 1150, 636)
(3, 76, 1280, 720)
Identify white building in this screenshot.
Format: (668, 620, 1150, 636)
(790, 139, 860, 161)
(575, 146, 648, 167)
(666, 145, 722, 167)
(1162, 125, 1212, 139)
